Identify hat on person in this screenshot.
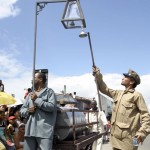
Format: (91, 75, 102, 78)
(8, 116, 16, 121)
(91, 100, 97, 105)
(59, 99, 66, 105)
(18, 123, 25, 128)
(123, 69, 141, 85)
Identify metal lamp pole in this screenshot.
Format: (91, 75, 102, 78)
(32, 0, 67, 91)
(31, 0, 86, 113)
(32, 3, 38, 91)
(86, 32, 102, 111)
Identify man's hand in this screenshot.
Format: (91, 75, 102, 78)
(31, 92, 37, 101)
(135, 134, 142, 144)
(92, 66, 100, 76)
(29, 106, 36, 113)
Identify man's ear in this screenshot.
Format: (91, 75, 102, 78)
(39, 77, 43, 82)
(130, 79, 135, 86)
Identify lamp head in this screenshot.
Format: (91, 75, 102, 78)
(79, 30, 87, 38)
(69, 21, 75, 27)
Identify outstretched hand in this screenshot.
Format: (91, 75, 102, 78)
(136, 134, 142, 144)
(92, 66, 100, 76)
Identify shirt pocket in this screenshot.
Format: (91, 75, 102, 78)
(112, 122, 130, 139)
(120, 102, 133, 116)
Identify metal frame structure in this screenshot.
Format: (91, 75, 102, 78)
(61, 0, 86, 29)
(54, 108, 105, 150)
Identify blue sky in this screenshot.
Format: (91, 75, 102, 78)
(0, 0, 150, 110)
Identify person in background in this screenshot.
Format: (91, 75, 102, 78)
(0, 107, 6, 150)
(5, 116, 16, 149)
(20, 72, 57, 150)
(86, 100, 108, 150)
(106, 119, 111, 142)
(0, 108, 15, 150)
(0, 80, 4, 92)
(0, 105, 9, 118)
(11, 108, 22, 133)
(24, 88, 32, 99)
(93, 66, 150, 150)
(13, 123, 25, 150)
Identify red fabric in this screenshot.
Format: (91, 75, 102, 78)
(24, 92, 29, 99)
(8, 116, 16, 120)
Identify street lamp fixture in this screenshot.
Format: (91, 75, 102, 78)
(61, 0, 86, 29)
(32, 0, 86, 90)
(79, 28, 87, 38)
(32, 0, 86, 91)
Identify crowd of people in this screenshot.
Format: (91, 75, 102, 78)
(0, 105, 25, 150)
(0, 80, 24, 149)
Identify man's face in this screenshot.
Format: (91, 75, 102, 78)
(34, 73, 39, 86)
(14, 111, 19, 118)
(34, 73, 41, 87)
(0, 111, 5, 120)
(121, 76, 134, 87)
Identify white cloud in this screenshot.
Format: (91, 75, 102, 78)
(0, 41, 32, 99)
(0, 50, 149, 112)
(0, 50, 27, 78)
(49, 73, 150, 112)
(2, 69, 150, 113)
(0, 0, 20, 19)
(49, 73, 96, 98)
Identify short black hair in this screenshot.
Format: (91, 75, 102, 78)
(27, 88, 32, 92)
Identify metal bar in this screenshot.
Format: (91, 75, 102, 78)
(32, 0, 67, 90)
(74, 132, 98, 144)
(88, 110, 89, 124)
(37, 0, 66, 3)
(97, 110, 98, 131)
(32, 3, 38, 91)
(87, 32, 102, 111)
(76, 132, 105, 150)
(72, 109, 76, 141)
(87, 32, 95, 67)
(53, 143, 76, 150)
